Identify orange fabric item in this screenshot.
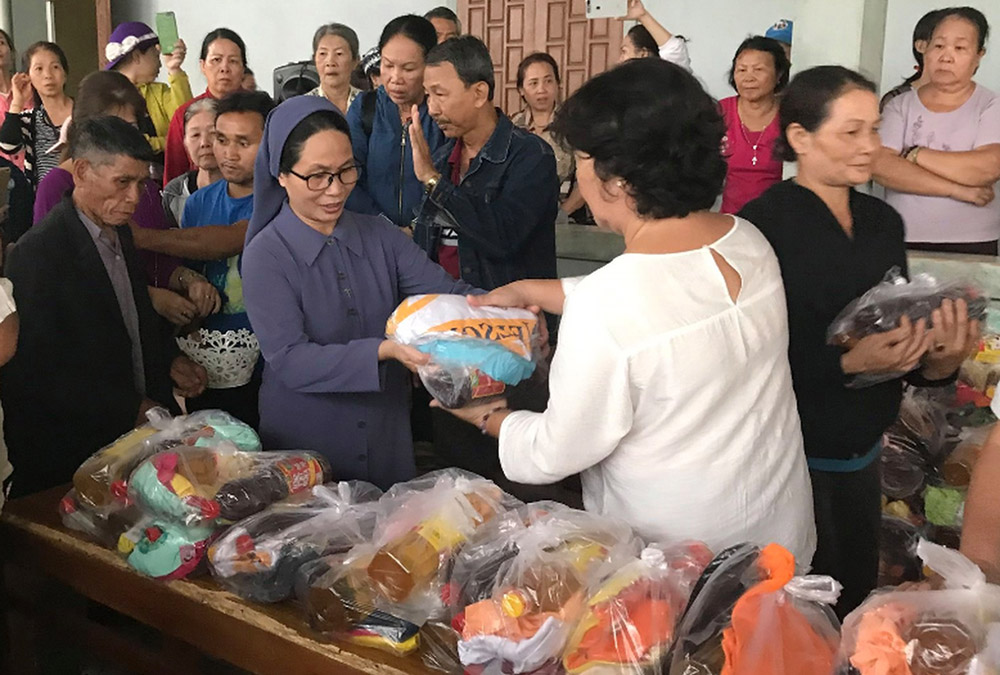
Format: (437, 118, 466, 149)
(720, 544, 837, 675)
(563, 592, 674, 671)
(463, 593, 584, 642)
(848, 605, 913, 675)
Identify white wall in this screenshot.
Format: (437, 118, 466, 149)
(111, 0, 459, 97)
(10, 0, 48, 61)
(880, 0, 1000, 95)
(106, 0, 1000, 101)
(637, 0, 801, 100)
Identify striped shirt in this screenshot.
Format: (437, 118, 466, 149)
(0, 104, 64, 185)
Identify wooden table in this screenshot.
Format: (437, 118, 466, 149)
(0, 487, 430, 675)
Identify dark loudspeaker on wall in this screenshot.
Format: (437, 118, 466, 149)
(273, 61, 319, 102)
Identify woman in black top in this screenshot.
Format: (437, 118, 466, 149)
(739, 66, 978, 615)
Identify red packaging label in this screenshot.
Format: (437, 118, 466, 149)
(275, 457, 318, 494)
(470, 370, 506, 400)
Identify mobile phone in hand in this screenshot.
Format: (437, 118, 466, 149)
(156, 12, 179, 54)
(585, 0, 627, 19)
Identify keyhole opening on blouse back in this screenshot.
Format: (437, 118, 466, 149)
(710, 248, 743, 304)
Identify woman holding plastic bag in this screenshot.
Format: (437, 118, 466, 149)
(241, 96, 477, 490)
(738, 66, 979, 616)
(434, 58, 817, 565)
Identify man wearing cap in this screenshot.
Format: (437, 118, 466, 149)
(359, 47, 382, 91)
(765, 19, 793, 60)
(105, 21, 192, 160)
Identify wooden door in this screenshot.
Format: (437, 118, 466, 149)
(49, 0, 111, 96)
(459, 0, 622, 116)
(533, 0, 621, 102)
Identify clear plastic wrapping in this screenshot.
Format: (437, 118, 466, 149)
(208, 481, 382, 603)
(58, 409, 261, 546)
(300, 469, 520, 655)
(881, 429, 934, 501)
(123, 518, 218, 580)
(826, 268, 988, 388)
(880, 515, 927, 587)
(128, 445, 331, 527)
(444, 502, 571, 621)
(668, 543, 841, 675)
(73, 407, 260, 511)
(839, 540, 1000, 675)
(385, 294, 543, 408)
(58, 488, 146, 549)
(456, 509, 641, 673)
(561, 541, 714, 674)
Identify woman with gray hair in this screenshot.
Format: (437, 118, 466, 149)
(307, 23, 361, 115)
(162, 97, 221, 228)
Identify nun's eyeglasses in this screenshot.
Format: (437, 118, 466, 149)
(288, 165, 361, 191)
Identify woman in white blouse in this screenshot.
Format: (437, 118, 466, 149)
(436, 58, 816, 563)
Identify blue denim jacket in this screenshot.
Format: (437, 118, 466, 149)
(413, 113, 559, 290)
(345, 87, 447, 227)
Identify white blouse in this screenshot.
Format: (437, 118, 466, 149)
(499, 217, 816, 564)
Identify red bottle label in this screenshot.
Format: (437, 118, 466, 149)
(275, 457, 319, 494)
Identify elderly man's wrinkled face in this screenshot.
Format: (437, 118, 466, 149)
(73, 154, 150, 227)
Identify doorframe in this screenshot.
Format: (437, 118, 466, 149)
(95, 0, 111, 68)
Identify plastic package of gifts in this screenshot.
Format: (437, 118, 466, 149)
(124, 518, 218, 580)
(128, 445, 330, 527)
(839, 539, 1000, 675)
(561, 541, 714, 674)
(418, 502, 573, 673)
(299, 470, 519, 655)
(827, 268, 987, 388)
(59, 409, 261, 546)
(668, 543, 842, 675)
(74, 408, 261, 510)
(385, 294, 543, 408)
(208, 481, 382, 603)
(456, 509, 641, 673)
(880, 515, 927, 587)
(58, 488, 146, 549)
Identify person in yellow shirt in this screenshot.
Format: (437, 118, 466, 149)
(105, 21, 193, 159)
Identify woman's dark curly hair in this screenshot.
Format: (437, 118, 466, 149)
(550, 58, 726, 219)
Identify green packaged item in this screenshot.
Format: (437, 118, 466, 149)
(924, 485, 965, 528)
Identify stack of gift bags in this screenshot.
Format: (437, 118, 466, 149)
(59, 407, 335, 580)
(879, 385, 996, 587)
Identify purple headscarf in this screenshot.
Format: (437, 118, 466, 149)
(246, 95, 341, 246)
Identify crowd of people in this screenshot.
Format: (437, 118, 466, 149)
(0, 4, 996, 620)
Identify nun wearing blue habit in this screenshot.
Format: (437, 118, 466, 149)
(242, 96, 477, 489)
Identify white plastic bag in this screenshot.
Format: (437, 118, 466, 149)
(839, 539, 1000, 675)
